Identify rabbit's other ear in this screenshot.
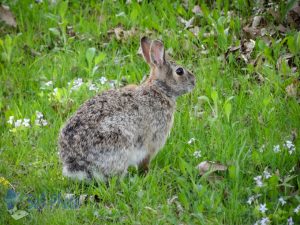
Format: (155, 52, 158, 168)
(140, 36, 152, 65)
(150, 40, 165, 67)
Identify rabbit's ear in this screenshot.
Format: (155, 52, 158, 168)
(150, 40, 165, 67)
(140, 36, 152, 65)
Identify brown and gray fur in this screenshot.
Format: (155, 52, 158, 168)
(58, 37, 195, 181)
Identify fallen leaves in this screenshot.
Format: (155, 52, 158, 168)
(286, 82, 298, 98)
(225, 39, 256, 64)
(240, 39, 256, 63)
(178, 16, 194, 29)
(0, 4, 17, 28)
(197, 161, 228, 176)
(107, 26, 138, 41)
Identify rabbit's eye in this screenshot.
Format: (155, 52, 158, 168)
(176, 67, 184, 76)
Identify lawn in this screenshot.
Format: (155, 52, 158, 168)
(0, 0, 299, 224)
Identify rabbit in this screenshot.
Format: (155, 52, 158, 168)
(58, 37, 196, 181)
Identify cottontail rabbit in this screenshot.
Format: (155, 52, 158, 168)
(58, 37, 195, 180)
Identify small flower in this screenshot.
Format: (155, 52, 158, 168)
(88, 83, 98, 91)
(259, 203, 268, 213)
(187, 138, 196, 145)
(14, 119, 22, 128)
(22, 118, 30, 127)
(35, 119, 41, 126)
(99, 76, 107, 85)
(69, 78, 84, 91)
(259, 144, 265, 153)
(109, 80, 116, 88)
(273, 145, 280, 153)
(254, 176, 263, 187)
(284, 140, 296, 155)
(247, 196, 255, 205)
(287, 217, 294, 225)
(294, 205, 300, 214)
(7, 116, 14, 125)
(193, 150, 201, 158)
(41, 119, 48, 126)
(278, 197, 286, 206)
(260, 217, 270, 225)
(53, 88, 58, 95)
(45, 81, 53, 86)
(36, 111, 44, 119)
(263, 169, 271, 179)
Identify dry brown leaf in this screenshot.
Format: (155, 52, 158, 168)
(196, 161, 228, 175)
(66, 26, 76, 37)
(287, 2, 300, 30)
(243, 25, 260, 39)
(252, 15, 263, 29)
(0, 4, 17, 27)
(243, 39, 255, 53)
(108, 26, 137, 41)
(255, 72, 265, 84)
(276, 53, 295, 71)
(178, 16, 194, 29)
(189, 26, 199, 36)
(286, 83, 298, 97)
(277, 24, 287, 33)
(229, 45, 241, 52)
(238, 39, 255, 63)
(225, 45, 241, 59)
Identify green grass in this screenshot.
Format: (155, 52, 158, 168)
(0, 0, 299, 224)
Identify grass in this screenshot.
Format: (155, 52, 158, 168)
(0, 0, 299, 224)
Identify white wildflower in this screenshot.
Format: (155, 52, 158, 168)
(36, 111, 44, 119)
(273, 145, 280, 153)
(247, 196, 255, 205)
(70, 78, 84, 91)
(278, 197, 286, 206)
(41, 119, 48, 126)
(99, 76, 107, 85)
(7, 116, 14, 125)
(287, 217, 294, 225)
(22, 118, 30, 127)
(35, 111, 47, 126)
(259, 203, 268, 213)
(254, 176, 264, 187)
(35, 119, 41, 126)
(284, 140, 296, 155)
(260, 217, 270, 225)
(53, 88, 58, 95)
(109, 80, 116, 88)
(89, 83, 98, 91)
(263, 169, 271, 179)
(45, 81, 53, 86)
(294, 205, 300, 214)
(14, 119, 22, 128)
(187, 138, 196, 145)
(193, 150, 201, 158)
(259, 144, 265, 153)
